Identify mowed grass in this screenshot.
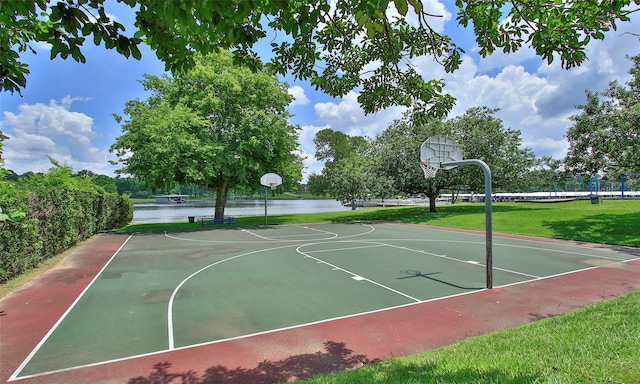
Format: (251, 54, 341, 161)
(119, 199, 640, 384)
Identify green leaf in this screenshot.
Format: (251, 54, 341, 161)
(407, 0, 422, 14)
(130, 44, 142, 60)
(394, 0, 408, 16)
(81, 22, 93, 36)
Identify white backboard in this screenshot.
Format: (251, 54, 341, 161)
(260, 173, 283, 188)
(420, 136, 463, 170)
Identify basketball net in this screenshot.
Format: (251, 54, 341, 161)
(420, 162, 438, 180)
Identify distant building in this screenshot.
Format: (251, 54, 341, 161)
(155, 194, 189, 203)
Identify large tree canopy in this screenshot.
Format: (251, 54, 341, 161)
(110, 51, 303, 218)
(447, 107, 535, 193)
(370, 107, 534, 211)
(565, 55, 640, 179)
(2, 0, 638, 118)
(371, 115, 449, 212)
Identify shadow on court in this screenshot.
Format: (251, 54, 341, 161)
(397, 270, 484, 290)
(126, 341, 539, 384)
(128, 341, 377, 384)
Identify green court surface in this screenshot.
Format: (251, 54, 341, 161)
(14, 222, 639, 379)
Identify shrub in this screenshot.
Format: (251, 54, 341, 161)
(0, 167, 132, 283)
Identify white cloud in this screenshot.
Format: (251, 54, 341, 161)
(388, 0, 451, 33)
(295, 124, 327, 181)
(314, 91, 405, 137)
(297, 92, 404, 182)
(1, 97, 116, 175)
(439, 14, 638, 160)
(288, 85, 310, 106)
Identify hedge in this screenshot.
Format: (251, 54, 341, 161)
(0, 175, 132, 283)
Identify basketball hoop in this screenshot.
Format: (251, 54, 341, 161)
(260, 173, 283, 227)
(419, 135, 495, 289)
(260, 173, 283, 189)
(419, 136, 463, 181)
(420, 162, 438, 180)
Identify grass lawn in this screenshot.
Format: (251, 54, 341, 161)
(118, 199, 640, 384)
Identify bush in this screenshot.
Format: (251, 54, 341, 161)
(0, 168, 133, 283)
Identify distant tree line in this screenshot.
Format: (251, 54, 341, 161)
(3, 170, 301, 201)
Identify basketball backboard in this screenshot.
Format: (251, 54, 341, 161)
(419, 136, 463, 180)
(260, 173, 282, 189)
(420, 136, 463, 170)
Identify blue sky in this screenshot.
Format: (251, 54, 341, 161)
(1, 1, 638, 182)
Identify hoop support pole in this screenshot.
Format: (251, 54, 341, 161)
(442, 159, 493, 289)
(264, 186, 268, 227)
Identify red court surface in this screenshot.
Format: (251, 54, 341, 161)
(1, 229, 639, 384)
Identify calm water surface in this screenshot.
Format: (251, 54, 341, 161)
(132, 199, 351, 224)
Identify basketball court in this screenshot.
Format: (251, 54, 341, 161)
(2, 136, 639, 383)
(2, 222, 639, 383)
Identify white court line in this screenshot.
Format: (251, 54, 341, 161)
(241, 227, 338, 241)
(303, 240, 542, 279)
(296, 243, 422, 302)
(12, 287, 485, 382)
(307, 243, 398, 254)
(164, 223, 375, 243)
(9, 234, 135, 382)
(16, 254, 640, 382)
(167, 243, 300, 350)
(496, 256, 640, 290)
(243, 224, 377, 241)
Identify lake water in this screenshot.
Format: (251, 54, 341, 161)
(132, 199, 351, 224)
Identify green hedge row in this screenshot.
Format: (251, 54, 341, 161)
(0, 172, 133, 283)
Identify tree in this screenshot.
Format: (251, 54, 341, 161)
(313, 129, 371, 209)
(371, 114, 451, 212)
(327, 155, 374, 210)
(2, 0, 637, 118)
(0, 131, 7, 180)
(110, 51, 303, 218)
(524, 156, 570, 193)
(372, 107, 535, 211)
(565, 55, 640, 179)
(306, 173, 331, 197)
(447, 107, 536, 193)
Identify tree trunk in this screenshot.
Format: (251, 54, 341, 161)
(351, 197, 356, 210)
(214, 182, 228, 218)
(427, 191, 438, 212)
